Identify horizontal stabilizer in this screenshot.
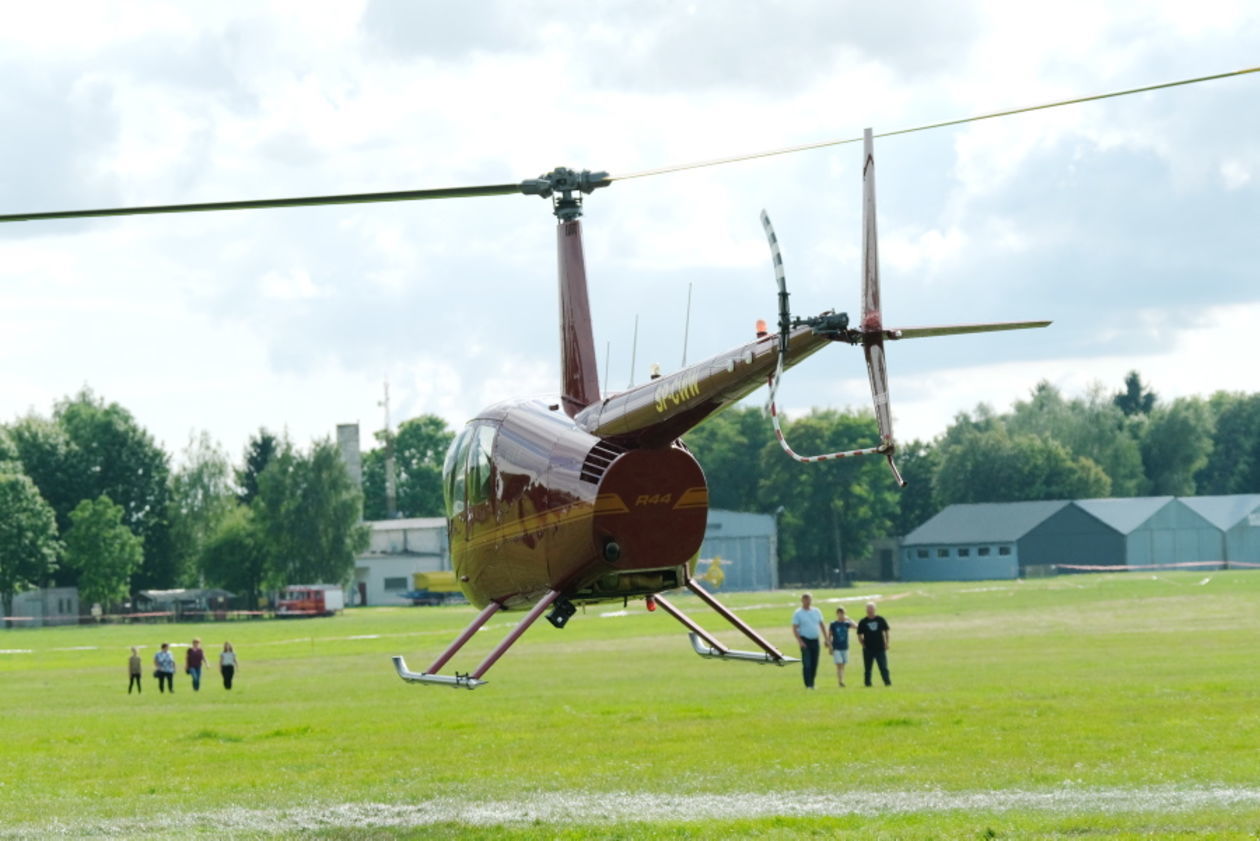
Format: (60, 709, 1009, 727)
(889, 320, 1051, 340)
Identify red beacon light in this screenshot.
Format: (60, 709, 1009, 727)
(755, 319, 768, 338)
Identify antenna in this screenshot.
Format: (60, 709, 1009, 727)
(681, 282, 693, 367)
(627, 314, 639, 388)
(603, 341, 611, 397)
(378, 378, 398, 518)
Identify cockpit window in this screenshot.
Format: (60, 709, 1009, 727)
(467, 424, 497, 506)
(443, 422, 499, 518)
(443, 427, 474, 518)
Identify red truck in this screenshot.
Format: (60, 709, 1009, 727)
(276, 585, 345, 618)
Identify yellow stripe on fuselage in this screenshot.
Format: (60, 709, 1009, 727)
(672, 486, 709, 510)
(462, 498, 619, 553)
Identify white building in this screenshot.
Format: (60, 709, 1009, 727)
(10, 587, 79, 627)
(352, 517, 449, 606)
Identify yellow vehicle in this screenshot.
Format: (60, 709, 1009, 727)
(402, 572, 467, 606)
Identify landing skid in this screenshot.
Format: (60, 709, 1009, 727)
(392, 589, 562, 690)
(651, 578, 797, 666)
(687, 632, 795, 664)
(392, 656, 487, 689)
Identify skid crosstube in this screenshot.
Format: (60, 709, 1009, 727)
(651, 578, 797, 666)
(392, 589, 562, 690)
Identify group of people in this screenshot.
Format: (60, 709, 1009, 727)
(126, 638, 239, 694)
(791, 593, 891, 690)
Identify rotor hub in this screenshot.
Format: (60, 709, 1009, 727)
(520, 167, 610, 221)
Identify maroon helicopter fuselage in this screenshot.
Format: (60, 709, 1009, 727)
(444, 218, 831, 610)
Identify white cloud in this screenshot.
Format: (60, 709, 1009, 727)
(260, 268, 329, 300)
(882, 226, 968, 275)
(1220, 160, 1252, 190)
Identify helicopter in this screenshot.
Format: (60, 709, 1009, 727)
(2, 129, 1048, 690)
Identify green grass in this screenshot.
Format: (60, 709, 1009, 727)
(2, 572, 1259, 838)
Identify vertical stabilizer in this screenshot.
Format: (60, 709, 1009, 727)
(558, 219, 601, 416)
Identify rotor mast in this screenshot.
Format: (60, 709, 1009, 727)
(528, 168, 609, 415)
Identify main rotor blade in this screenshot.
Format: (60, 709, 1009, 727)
(0, 182, 525, 224)
(608, 66, 1260, 183)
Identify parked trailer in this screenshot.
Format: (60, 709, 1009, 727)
(276, 585, 345, 618)
(401, 571, 467, 606)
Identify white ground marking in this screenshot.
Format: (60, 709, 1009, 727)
(8, 786, 1259, 838)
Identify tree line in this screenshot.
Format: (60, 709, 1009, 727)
(0, 390, 372, 622)
(4, 372, 1255, 616)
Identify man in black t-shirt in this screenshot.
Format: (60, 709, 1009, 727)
(856, 601, 891, 687)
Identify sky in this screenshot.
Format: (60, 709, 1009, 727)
(1, 0, 1257, 468)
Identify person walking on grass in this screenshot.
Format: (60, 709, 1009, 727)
(856, 601, 891, 687)
(127, 646, 142, 694)
(186, 637, 206, 691)
(791, 592, 828, 689)
(153, 642, 176, 693)
(219, 641, 238, 690)
(829, 607, 858, 688)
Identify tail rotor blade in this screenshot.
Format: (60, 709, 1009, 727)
(860, 126, 891, 444)
(888, 320, 1052, 339)
(861, 128, 881, 333)
(864, 341, 893, 448)
(863, 338, 904, 486)
(860, 129, 904, 487)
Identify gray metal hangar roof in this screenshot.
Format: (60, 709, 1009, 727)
(1178, 495, 1260, 530)
(903, 500, 1070, 545)
(1073, 497, 1175, 534)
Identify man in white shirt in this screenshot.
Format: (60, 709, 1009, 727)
(791, 592, 828, 689)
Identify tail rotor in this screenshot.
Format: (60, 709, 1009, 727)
(761, 128, 1048, 488)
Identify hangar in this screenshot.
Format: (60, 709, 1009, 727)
(1072, 497, 1220, 569)
(900, 500, 1069, 581)
(902, 495, 1257, 581)
(695, 510, 779, 592)
(1178, 494, 1260, 564)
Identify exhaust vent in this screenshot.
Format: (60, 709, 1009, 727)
(580, 440, 626, 484)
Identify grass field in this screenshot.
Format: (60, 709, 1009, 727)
(2, 571, 1259, 839)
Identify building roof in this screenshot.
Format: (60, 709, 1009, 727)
(1178, 494, 1260, 530)
(358, 552, 440, 561)
(138, 588, 235, 601)
(368, 517, 446, 531)
(704, 509, 775, 538)
(903, 500, 1070, 545)
(1073, 497, 1174, 534)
